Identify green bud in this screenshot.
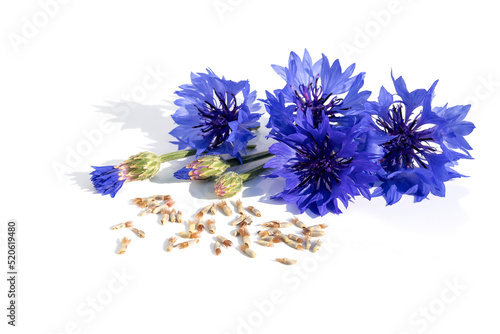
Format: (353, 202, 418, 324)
(119, 151, 161, 181)
(214, 172, 243, 198)
(186, 155, 231, 181)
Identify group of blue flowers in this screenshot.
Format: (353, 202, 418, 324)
(91, 49, 474, 217)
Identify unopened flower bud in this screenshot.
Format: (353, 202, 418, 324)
(174, 155, 231, 181)
(214, 172, 243, 198)
(119, 151, 161, 181)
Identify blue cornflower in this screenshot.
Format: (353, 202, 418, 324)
(265, 109, 380, 216)
(90, 152, 161, 197)
(170, 69, 261, 161)
(365, 74, 475, 205)
(264, 49, 370, 129)
(90, 165, 125, 198)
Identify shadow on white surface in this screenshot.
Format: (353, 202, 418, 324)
(94, 101, 176, 153)
(114, 238, 122, 255)
(355, 183, 471, 232)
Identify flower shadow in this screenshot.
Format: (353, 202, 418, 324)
(94, 100, 177, 153)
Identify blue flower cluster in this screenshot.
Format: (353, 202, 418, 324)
(90, 50, 474, 215)
(264, 50, 474, 215)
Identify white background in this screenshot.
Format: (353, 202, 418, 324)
(1, 1, 499, 333)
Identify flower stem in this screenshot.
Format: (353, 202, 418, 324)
(227, 151, 273, 167)
(240, 164, 267, 183)
(159, 144, 257, 163)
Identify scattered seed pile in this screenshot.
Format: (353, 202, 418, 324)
(113, 195, 328, 265)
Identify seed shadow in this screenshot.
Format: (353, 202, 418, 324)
(114, 238, 123, 255)
(210, 238, 218, 256)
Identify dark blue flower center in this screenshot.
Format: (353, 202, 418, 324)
(293, 143, 352, 190)
(194, 89, 241, 149)
(293, 77, 344, 124)
(377, 104, 437, 173)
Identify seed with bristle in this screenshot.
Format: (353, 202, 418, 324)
(165, 198, 176, 208)
(261, 221, 279, 228)
(256, 240, 274, 247)
(246, 206, 261, 217)
(169, 209, 177, 223)
(200, 204, 213, 214)
(239, 227, 251, 246)
(118, 237, 132, 254)
(288, 234, 303, 244)
(176, 239, 199, 249)
(240, 244, 256, 258)
(242, 236, 251, 247)
(153, 203, 168, 214)
(188, 220, 196, 233)
(217, 200, 232, 216)
(140, 208, 152, 216)
(291, 216, 307, 229)
(236, 199, 245, 215)
(111, 221, 134, 230)
(133, 197, 146, 205)
(312, 239, 323, 253)
(209, 203, 217, 215)
(161, 211, 170, 225)
(308, 224, 328, 231)
(303, 230, 326, 237)
(285, 239, 304, 250)
(231, 215, 246, 226)
(214, 241, 222, 256)
(147, 200, 160, 209)
(258, 230, 269, 238)
(166, 237, 177, 252)
(216, 235, 233, 248)
(238, 227, 250, 237)
(236, 221, 249, 229)
(178, 231, 201, 239)
(130, 228, 145, 238)
(195, 211, 204, 220)
(305, 236, 312, 250)
(266, 228, 282, 236)
(196, 220, 206, 232)
(176, 211, 183, 223)
(242, 215, 253, 225)
(281, 234, 290, 243)
(207, 219, 216, 234)
(260, 235, 282, 243)
(143, 198, 158, 206)
(276, 258, 297, 265)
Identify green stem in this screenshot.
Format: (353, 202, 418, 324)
(227, 151, 273, 167)
(159, 144, 257, 163)
(159, 149, 197, 163)
(240, 163, 267, 183)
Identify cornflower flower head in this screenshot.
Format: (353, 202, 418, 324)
(265, 109, 380, 216)
(365, 73, 475, 205)
(264, 49, 371, 130)
(170, 69, 261, 161)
